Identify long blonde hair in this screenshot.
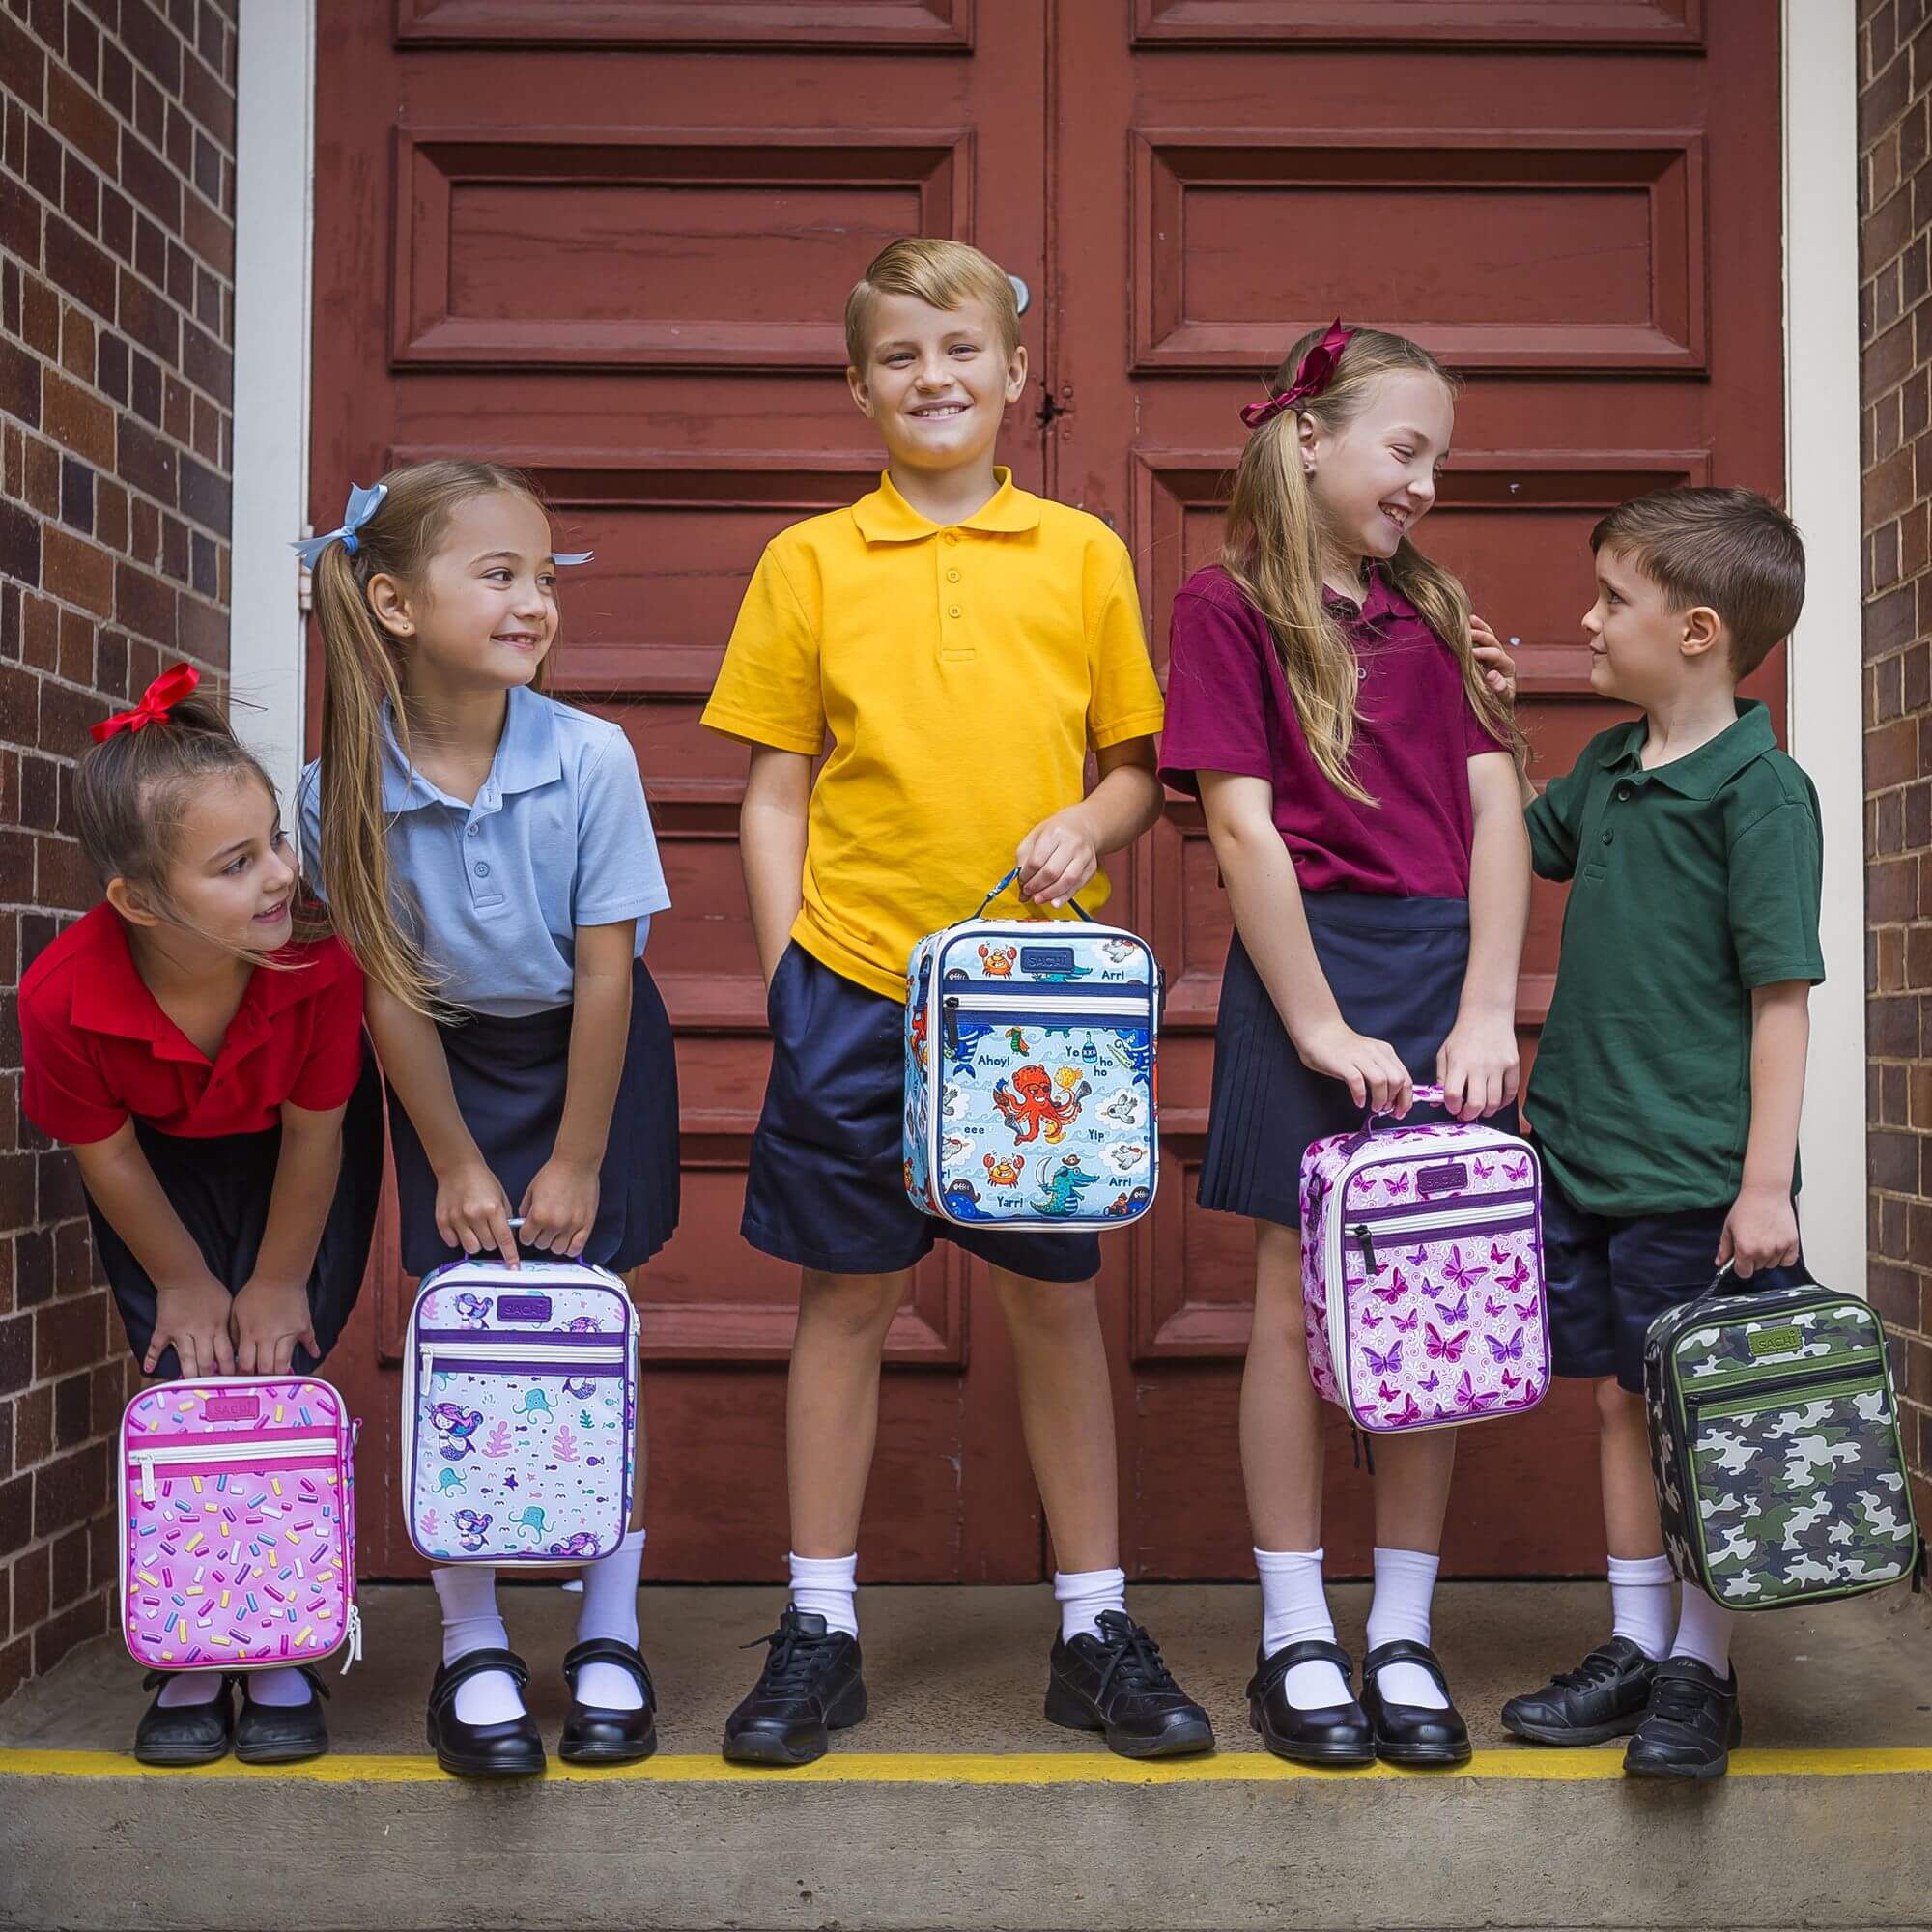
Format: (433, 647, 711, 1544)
(311, 458, 548, 1013)
(1222, 326, 1522, 804)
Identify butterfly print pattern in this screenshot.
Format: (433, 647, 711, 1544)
(1299, 1102, 1550, 1433)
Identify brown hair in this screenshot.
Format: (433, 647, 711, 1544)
(844, 237, 1022, 368)
(1221, 325, 1522, 804)
(311, 457, 547, 1013)
(1590, 487, 1805, 678)
(74, 690, 306, 960)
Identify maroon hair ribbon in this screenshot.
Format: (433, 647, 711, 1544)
(1240, 319, 1356, 431)
(91, 663, 200, 744)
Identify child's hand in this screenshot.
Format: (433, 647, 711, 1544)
(437, 1158, 520, 1268)
(1437, 1010, 1521, 1122)
(1016, 805, 1099, 908)
(1470, 616, 1517, 702)
(520, 1157, 600, 1259)
(1294, 1017, 1413, 1116)
(1717, 1184, 1800, 1281)
(147, 1275, 238, 1378)
(231, 1275, 321, 1376)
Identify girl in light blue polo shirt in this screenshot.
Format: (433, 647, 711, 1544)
(298, 460, 676, 1778)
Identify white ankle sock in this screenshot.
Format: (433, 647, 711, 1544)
(156, 1669, 224, 1709)
(573, 1528, 647, 1711)
(1254, 1547, 1350, 1708)
(432, 1563, 526, 1726)
(1365, 1547, 1448, 1711)
(1053, 1565, 1127, 1644)
(788, 1551, 859, 1638)
(1669, 1582, 1735, 1677)
(242, 1666, 313, 1708)
(1606, 1552, 1675, 1660)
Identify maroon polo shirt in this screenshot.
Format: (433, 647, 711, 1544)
(19, 903, 366, 1145)
(1158, 563, 1508, 899)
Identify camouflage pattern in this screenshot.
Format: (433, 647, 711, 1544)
(1644, 1285, 1919, 1610)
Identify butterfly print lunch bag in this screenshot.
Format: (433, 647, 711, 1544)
(403, 1254, 639, 1566)
(1301, 1087, 1549, 1434)
(903, 870, 1159, 1232)
(1644, 1268, 1922, 1610)
(120, 1376, 361, 1673)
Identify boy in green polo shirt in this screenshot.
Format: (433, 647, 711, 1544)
(1491, 487, 1820, 1780)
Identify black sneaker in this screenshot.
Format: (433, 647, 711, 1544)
(1502, 1637, 1659, 1746)
(1044, 1610, 1214, 1759)
(1623, 1656, 1742, 1780)
(722, 1607, 867, 1767)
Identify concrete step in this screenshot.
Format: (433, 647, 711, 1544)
(3, 1581, 1929, 1932)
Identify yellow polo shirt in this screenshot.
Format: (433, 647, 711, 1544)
(702, 469, 1165, 1001)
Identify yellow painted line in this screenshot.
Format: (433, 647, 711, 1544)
(1, 1746, 1928, 1784)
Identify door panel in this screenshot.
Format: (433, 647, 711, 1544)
(1054, 1, 1784, 1577)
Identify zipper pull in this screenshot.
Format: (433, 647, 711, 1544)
(1351, 1224, 1378, 1272)
(419, 1345, 434, 1385)
(943, 996, 960, 1053)
(341, 1603, 362, 1674)
(138, 1455, 156, 1504)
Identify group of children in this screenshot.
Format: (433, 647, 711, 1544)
(18, 238, 1821, 1783)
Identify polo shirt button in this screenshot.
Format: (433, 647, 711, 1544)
(474, 861, 491, 877)
(947, 568, 960, 582)
(1600, 830, 1614, 846)
(466, 824, 479, 837)
(949, 604, 962, 618)
(1614, 781, 1634, 802)
(943, 530, 960, 544)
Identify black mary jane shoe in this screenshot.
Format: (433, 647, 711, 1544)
(1359, 1639, 1472, 1768)
(1246, 1638, 1376, 1767)
(234, 1666, 331, 1765)
(558, 1638, 659, 1766)
(426, 1648, 546, 1779)
(134, 1672, 236, 1767)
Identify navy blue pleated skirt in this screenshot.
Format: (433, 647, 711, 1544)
(387, 958, 680, 1277)
(89, 1037, 384, 1379)
(1199, 893, 1517, 1230)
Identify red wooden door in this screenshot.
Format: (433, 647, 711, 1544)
(1052, 1, 1788, 1577)
(310, 0, 1055, 1581)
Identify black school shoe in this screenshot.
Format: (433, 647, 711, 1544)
(1246, 1638, 1376, 1767)
(1044, 1610, 1214, 1759)
(1623, 1656, 1742, 1780)
(1501, 1637, 1659, 1747)
(234, 1666, 330, 1765)
(723, 1607, 867, 1767)
(134, 1672, 236, 1766)
(559, 1637, 658, 1766)
(426, 1648, 546, 1778)
(1359, 1640, 1472, 1767)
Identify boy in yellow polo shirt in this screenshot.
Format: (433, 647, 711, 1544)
(702, 238, 1209, 1766)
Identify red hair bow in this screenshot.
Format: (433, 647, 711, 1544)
(91, 663, 200, 744)
(1240, 319, 1356, 431)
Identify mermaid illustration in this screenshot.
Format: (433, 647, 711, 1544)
(546, 1531, 600, 1560)
(431, 1403, 483, 1461)
(454, 1509, 494, 1552)
(562, 1316, 601, 1398)
(453, 1293, 490, 1329)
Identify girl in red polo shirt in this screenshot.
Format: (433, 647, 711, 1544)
(1158, 324, 1531, 1768)
(19, 667, 382, 1767)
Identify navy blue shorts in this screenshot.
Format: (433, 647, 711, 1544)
(1200, 894, 1516, 1229)
(742, 944, 1102, 1283)
(1542, 1166, 1809, 1393)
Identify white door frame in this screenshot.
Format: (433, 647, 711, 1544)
(225, 7, 1870, 1289)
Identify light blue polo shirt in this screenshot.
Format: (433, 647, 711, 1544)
(298, 687, 669, 1018)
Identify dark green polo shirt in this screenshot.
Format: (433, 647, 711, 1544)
(1524, 701, 1824, 1218)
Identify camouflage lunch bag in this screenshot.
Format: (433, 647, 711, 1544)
(1645, 1267, 1922, 1610)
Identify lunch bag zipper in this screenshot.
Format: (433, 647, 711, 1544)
(1345, 1193, 1537, 1274)
(131, 1435, 339, 1505)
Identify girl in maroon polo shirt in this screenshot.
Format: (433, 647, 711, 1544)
(18, 668, 382, 1767)
(1159, 325, 1531, 1768)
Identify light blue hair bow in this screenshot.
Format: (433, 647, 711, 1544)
(292, 482, 388, 568)
(292, 481, 595, 569)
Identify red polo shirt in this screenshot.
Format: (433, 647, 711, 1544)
(19, 904, 367, 1146)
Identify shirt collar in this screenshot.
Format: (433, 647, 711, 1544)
(1604, 699, 1778, 799)
(850, 468, 1042, 544)
(1321, 564, 1404, 624)
(68, 906, 344, 1058)
(381, 685, 562, 815)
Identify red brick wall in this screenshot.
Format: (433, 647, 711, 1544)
(1862, 0, 1932, 1544)
(0, 0, 235, 1701)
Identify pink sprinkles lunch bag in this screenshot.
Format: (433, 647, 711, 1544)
(120, 1376, 360, 1673)
(1301, 1086, 1550, 1434)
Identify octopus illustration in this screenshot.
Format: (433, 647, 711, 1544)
(508, 1505, 549, 1544)
(991, 1065, 1090, 1145)
(431, 1404, 483, 1461)
(454, 1509, 494, 1552)
(514, 1389, 554, 1420)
